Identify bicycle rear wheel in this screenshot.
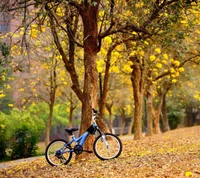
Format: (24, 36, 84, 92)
(93, 133, 122, 160)
(45, 139, 72, 166)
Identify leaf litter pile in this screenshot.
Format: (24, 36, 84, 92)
(1, 126, 200, 178)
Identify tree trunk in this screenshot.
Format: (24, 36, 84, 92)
(120, 108, 126, 136)
(154, 110, 162, 134)
(130, 57, 145, 140)
(78, 3, 100, 156)
(128, 115, 134, 135)
(106, 103, 113, 132)
(45, 103, 53, 147)
(146, 85, 154, 136)
(161, 93, 170, 132)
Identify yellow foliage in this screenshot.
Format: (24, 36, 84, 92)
(163, 53, 168, 60)
(138, 50, 145, 57)
(149, 55, 156, 61)
(155, 48, 161, 54)
(130, 51, 137, 56)
(8, 103, 14, 107)
(172, 79, 177, 83)
(162, 60, 167, 65)
(0, 93, 6, 98)
(99, 10, 104, 17)
(178, 67, 184, 73)
(135, 1, 144, 8)
(170, 68, 175, 73)
(104, 36, 112, 45)
(56, 7, 64, 17)
(0, 124, 5, 129)
(185, 172, 193, 177)
(18, 88, 25, 92)
(173, 60, 180, 67)
(111, 65, 120, 73)
(123, 64, 132, 73)
(156, 63, 162, 69)
(6, 85, 11, 89)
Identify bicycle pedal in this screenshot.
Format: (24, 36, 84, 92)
(87, 150, 93, 154)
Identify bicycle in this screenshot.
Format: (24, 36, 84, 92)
(45, 109, 122, 166)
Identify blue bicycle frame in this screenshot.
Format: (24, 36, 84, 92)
(62, 121, 100, 154)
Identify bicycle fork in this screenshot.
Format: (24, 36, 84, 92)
(101, 134, 109, 149)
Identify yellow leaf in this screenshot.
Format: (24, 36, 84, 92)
(163, 53, 168, 60)
(150, 55, 156, 61)
(155, 48, 161, 54)
(185, 172, 192, 177)
(104, 36, 112, 45)
(172, 79, 177, 83)
(156, 62, 162, 69)
(179, 67, 184, 73)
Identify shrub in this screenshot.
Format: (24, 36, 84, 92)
(7, 108, 45, 159)
(10, 125, 39, 159)
(0, 124, 8, 159)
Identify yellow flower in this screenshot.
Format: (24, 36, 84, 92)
(8, 103, 14, 107)
(163, 53, 168, 60)
(7, 85, 11, 89)
(0, 124, 5, 129)
(170, 68, 175, 73)
(150, 55, 156, 61)
(162, 60, 167, 65)
(172, 79, 177, 83)
(155, 48, 161, 54)
(0, 93, 6, 98)
(139, 50, 145, 56)
(130, 51, 136, 56)
(156, 63, 162, 69)
(173, 60, 180, 67)
(179, 67, 184, 72)
(104, 36, 112, 45)
(185, 172, 192, 177)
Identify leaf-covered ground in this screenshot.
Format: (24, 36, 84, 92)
(1, 126, 200, 178)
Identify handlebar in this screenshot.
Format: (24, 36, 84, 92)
(92, 108, 99, 114)
(92, 108, 100, 119)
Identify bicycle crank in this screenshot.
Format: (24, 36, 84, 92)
(74, 145, 93, 155)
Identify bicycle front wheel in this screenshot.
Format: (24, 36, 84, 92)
(45, 139, 72, 166)
(93, 133, 122, 160)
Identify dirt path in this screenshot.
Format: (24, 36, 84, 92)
(0, 156, 44, 170)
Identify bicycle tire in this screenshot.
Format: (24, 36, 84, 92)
(45, 139, 72, 166)
(93, 133, 122, 160)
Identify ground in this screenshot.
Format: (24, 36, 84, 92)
(0, 126, 200, 178)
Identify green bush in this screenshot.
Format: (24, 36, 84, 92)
(10, 125, 39, 159)
(0, 113, 8, 160)
(0, 124, 8, 159)
(167, 109, 185, 130)
(7, 108, 45, 159)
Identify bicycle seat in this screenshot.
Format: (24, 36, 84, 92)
(65, 128, 79, 135)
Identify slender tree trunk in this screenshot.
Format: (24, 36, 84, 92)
(128, 115, 134, 135)
(161, 93, 170, 132)
(130, 57, 145, 140)
(45, 103, 53, 147)
(120, 108, 126, 136)
(146, 85, 154, 136)
(153, 97, 163, 134)
(106, 103, 113, 132)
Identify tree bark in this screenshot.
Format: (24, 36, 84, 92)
(161, 93, 170, 132)
(146, 85, 154, 136)
(78, 2, 100, 155)
(45, 103, 53, 147)
(128, 115, 134, 135)
(120, 108, 126, 136)
(130, 57, 146, 140)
